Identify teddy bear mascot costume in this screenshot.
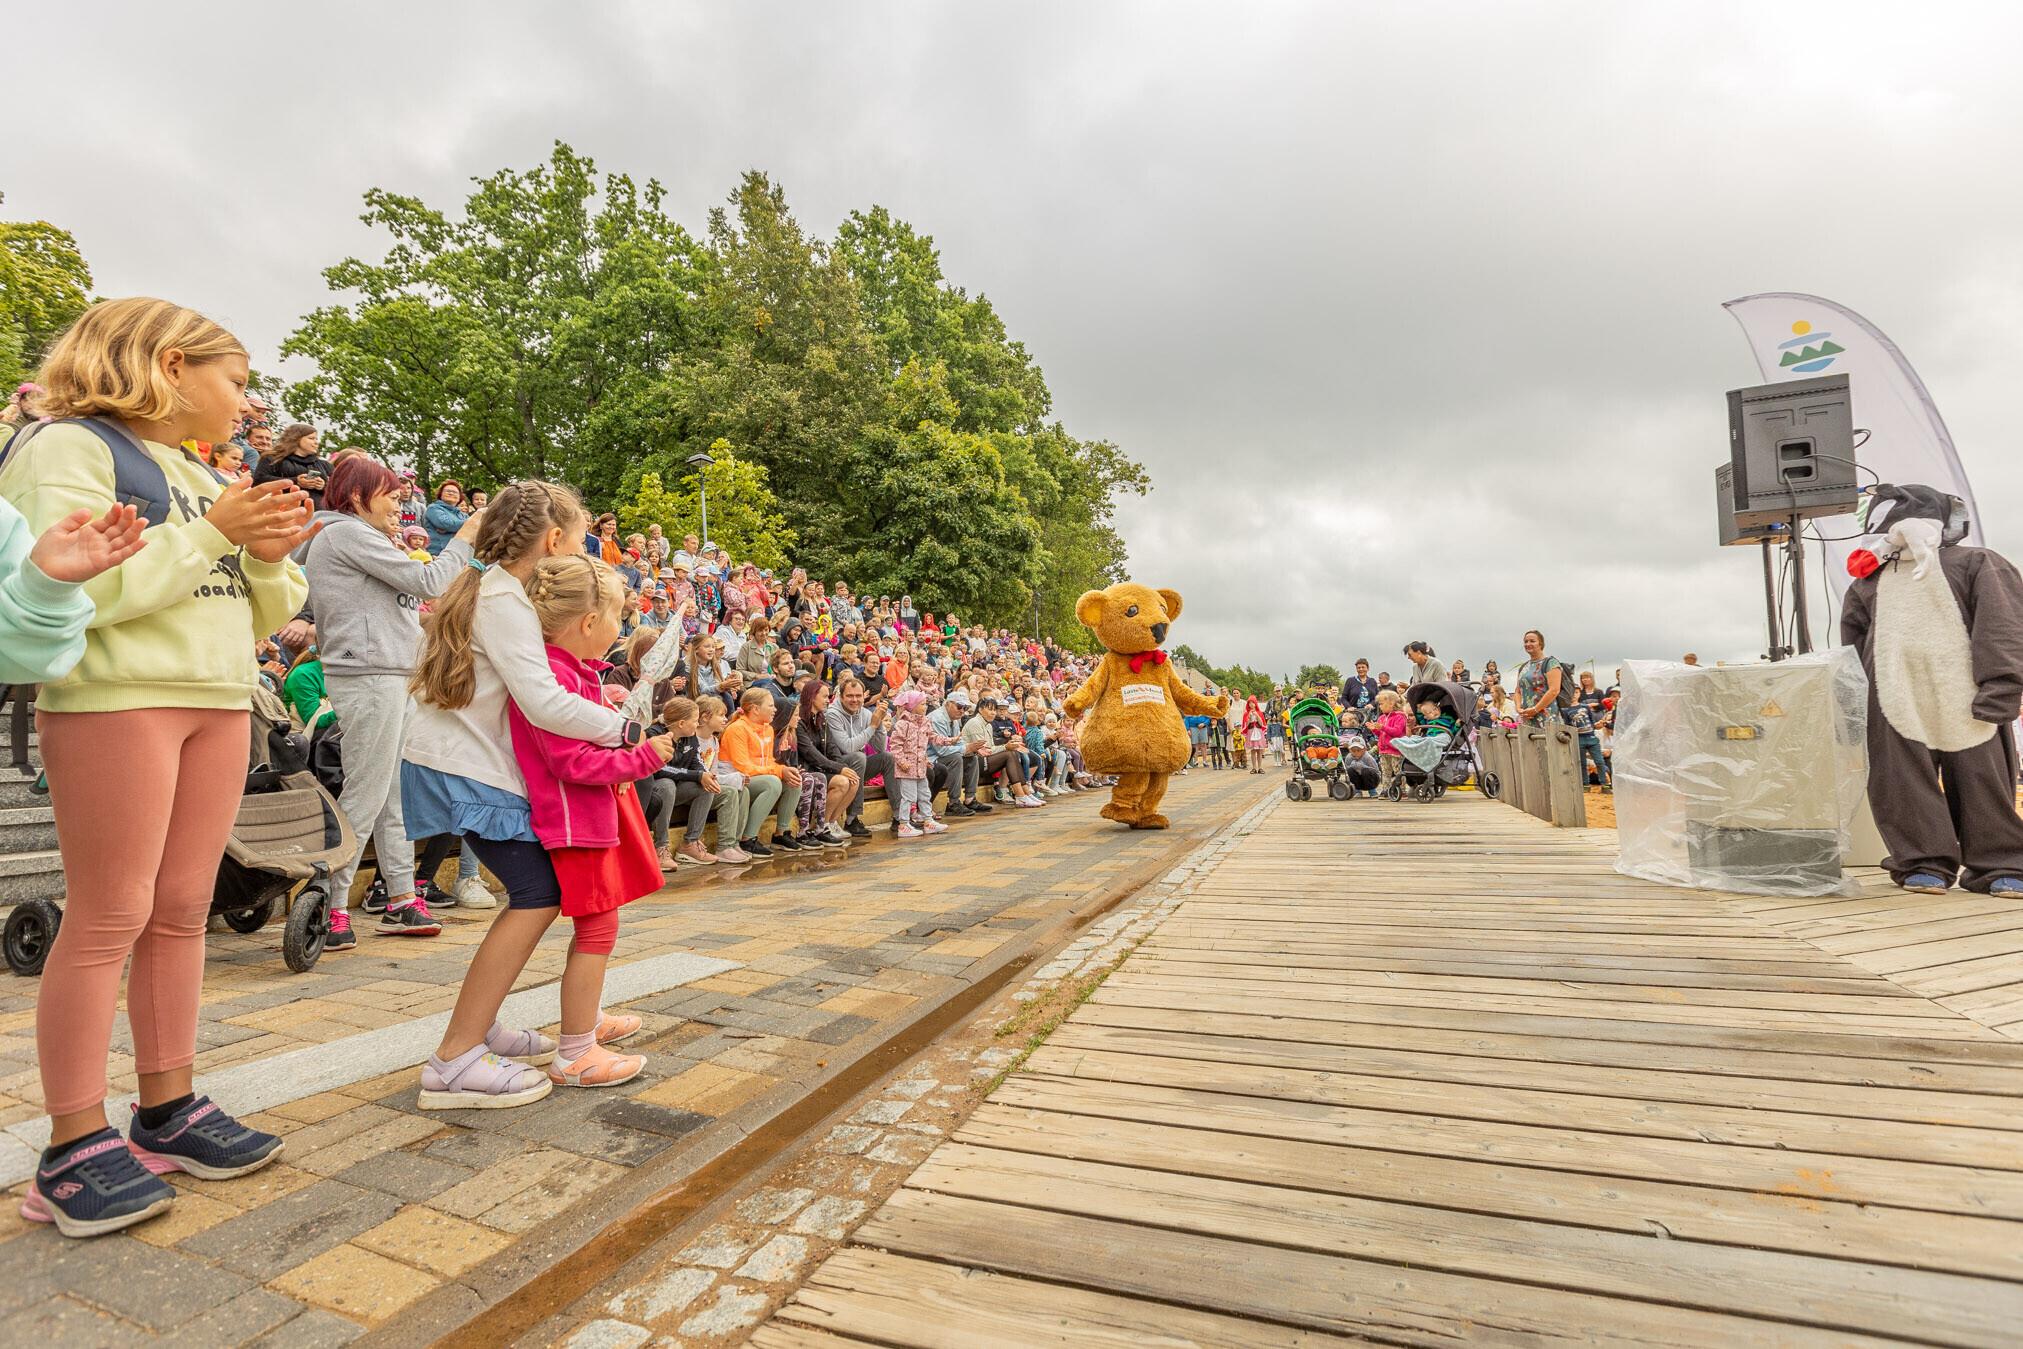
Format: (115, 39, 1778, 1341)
(1839, 483, 2023, 897)
(1062, 582, 1229, 829)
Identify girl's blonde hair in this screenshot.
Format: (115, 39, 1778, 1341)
(1376, 688, 1400, 711)
(525, 555, 620, 639)
(410, 480, 586, 709)
(35, 297, 246, 421)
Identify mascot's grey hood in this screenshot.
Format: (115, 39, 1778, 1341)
(1859, 483, 1970, 548)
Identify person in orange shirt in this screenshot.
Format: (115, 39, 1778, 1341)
(718, 687, 803, 856)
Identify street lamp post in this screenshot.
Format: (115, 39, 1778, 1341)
(687, 450, 716, 553)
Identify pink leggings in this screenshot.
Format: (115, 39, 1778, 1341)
(37, 708, 248, 1115)
(571, 908, 619, 956)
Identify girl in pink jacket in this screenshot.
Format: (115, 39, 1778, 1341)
(886, 688, 950, 837)
(507, 557, 674, 1088)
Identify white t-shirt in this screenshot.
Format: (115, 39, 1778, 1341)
(403, 563, 628, 795)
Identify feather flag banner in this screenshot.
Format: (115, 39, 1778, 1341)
(1723, 292, 1981, 604)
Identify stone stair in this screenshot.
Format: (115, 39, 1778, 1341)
(0, 697, 60, 906)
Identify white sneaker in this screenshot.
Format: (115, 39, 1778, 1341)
(922, 818, 948, 834)
(1017, 794, 1044, 809)
(824, 822, 851, 844)
(896, 823, 924, 839)
(454, 876, 497, 910)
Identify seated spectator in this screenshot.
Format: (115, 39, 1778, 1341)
(423, 479, 467, 554)
(965, 695, 1042, 807)
(929, 688, 984, 814)
(644, 696, 722, 868)
(603, 627, 679, 712)
(795, 677, 860, 845)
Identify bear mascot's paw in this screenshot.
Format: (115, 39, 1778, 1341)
(1059, 582, 1229, 829)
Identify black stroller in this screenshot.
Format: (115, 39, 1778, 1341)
(1387, 681, 1481, 802)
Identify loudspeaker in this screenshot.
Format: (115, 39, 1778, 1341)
(1726, 374, 1859, 528)
(1715, 465, 1784, 547)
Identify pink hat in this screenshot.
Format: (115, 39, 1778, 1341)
(892, 688, 926, 713)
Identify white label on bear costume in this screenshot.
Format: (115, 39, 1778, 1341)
(1121, 683, 1166, 707)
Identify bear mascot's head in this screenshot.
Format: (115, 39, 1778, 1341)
(1076, 582, 1183, 656)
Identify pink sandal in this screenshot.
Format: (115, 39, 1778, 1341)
(596, 1013, 642, 1045)
(548, 1042, 645, 1088)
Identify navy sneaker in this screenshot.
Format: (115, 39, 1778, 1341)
(21, 1128, 174, 1238)
(378, 899, 442, 937)
(1990, 877, 2023, 897)
(324, 905, 357, 952)
(128, 1096, 284, 1180)
(771, 833, 803, 852)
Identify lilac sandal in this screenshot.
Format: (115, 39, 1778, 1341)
(487, 1020, 558, 1066)
(419, 1043, 553, 1110)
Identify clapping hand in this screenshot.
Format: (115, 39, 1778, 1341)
(28, 505, 148, 583)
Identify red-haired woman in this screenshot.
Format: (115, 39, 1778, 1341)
(295, 455, 481, 947)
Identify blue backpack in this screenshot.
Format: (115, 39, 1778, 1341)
(0, 416, 222, 526)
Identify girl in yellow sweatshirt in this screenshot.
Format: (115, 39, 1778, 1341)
(0, 298, 319, 1239)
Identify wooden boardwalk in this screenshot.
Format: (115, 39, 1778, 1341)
(754, 792, 2023, 1346)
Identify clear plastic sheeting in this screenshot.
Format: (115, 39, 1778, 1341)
(1613, 649, 1869, 895)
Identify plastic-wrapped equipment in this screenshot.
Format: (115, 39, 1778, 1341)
(1612, 649, 1868, 895)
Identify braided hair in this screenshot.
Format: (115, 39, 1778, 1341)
(523, 554, 618, 640)
(409, 480, 585, 709)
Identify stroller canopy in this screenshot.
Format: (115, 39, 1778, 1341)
(1404, 680, 1479, 726)
(1287, 696, 1339, 740)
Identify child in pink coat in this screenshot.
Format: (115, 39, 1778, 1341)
(885, 688, 949, 837)
(1371, 688, 1408, 797)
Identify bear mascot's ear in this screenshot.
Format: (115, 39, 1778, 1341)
(1075, 590, 1108, 629)
(1157, 589, 1183, 622)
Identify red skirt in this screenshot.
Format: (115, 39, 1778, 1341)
(550, 785, 664, 917)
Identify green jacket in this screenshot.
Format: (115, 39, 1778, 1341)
(284, 657, 335, 731)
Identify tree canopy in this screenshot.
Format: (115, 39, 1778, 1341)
(1295, 663, 1344, 692)
(1173, 643, 1275, 699)
(282, 144, 1145, 643)
(0, 194, 93, 393)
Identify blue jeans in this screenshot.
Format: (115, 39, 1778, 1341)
(1579, 735, 1610, 785)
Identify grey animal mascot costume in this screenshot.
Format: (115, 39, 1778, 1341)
(1838, 484, 2023, 895)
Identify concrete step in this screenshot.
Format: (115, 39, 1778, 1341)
(0, 849, 64, 904)
(0, 807, 56, 854)
(0, 777, 44, 810)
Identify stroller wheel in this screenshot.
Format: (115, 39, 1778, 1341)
(283, 885, 330, 974)
(3, 899, 61, 977)
(1327, 778, 1352, 801)
(1416, 783, 1435, 802)
(1284, 778, 1304, 801)
(221, 896, 277, 934)
(1481, 771, 1501, 800)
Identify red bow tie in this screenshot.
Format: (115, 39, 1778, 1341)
(1127, 649, 1168, 674)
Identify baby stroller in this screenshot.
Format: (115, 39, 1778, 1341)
(2, 690, 356, 977)
(1388, 681, 1481, 802)
(1284, 696, 1353, 800)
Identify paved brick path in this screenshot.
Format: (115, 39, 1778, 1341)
(0, 769, 1272, 1344)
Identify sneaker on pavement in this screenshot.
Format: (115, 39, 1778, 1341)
(324, 905, 357, 952)
(844, 819, 871, 839)
(943, 801, 973, 818)
(771, 833, 804, 852)
(421, 880, 457, 910)
(715, 843, 752, 863)
(969, 798, 995, 813)
(656, 845, 679, 871)
(20, 1129, 175, 1238)
(454, 875, 497, 909)
(128, 1096, 283, 1180)
(922, 818, 949, 834)
(362, 877, 389, 915)
(740, 838, 774, 859)
(995, 788, 1013, 804)
(419, 1044, 552, 1111)
(813, 830, 847, 850)
(826, 822, 854, 844)
(378, 899, 442, 937)
(896, 823, 923, 839)
(676, 841, 719, 866)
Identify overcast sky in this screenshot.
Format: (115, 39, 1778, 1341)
(9, 2, 2021, 684)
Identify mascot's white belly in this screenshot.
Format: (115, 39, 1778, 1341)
(1873, 562, 1995, 752)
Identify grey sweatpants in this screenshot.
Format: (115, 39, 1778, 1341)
(325, 673, 415, 902)
(1867, 713, 2023, 892)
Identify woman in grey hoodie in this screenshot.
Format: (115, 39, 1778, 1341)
(295, 456, 479, 948)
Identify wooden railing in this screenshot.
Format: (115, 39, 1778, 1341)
(1477, 722, 1588, 827)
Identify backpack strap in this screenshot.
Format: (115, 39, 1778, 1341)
(0, 416, 221, 528)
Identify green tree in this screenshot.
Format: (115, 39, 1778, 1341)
(0, 195, 93, 392)
(282, 143, 708, 497)
(1174, 644, 1275, 699)
(1296, 664, 1344, 692)
(616, 446, 796, 570)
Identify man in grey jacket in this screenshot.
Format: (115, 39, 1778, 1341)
(824, 676, 898, 836)
(927, 689, 983, 816)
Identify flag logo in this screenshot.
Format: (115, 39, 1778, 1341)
(1777, 320, 1843, 373)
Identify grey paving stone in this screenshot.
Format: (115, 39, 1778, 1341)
(7, 1295, 149, 1348)
(5, 1233, 253, 1331)
(253, 1307, 365, 1347)
(592, 1099, 712, 1139)
(422, 1127, 526, 1170)
(805, 1013, 876, 1046)
(182, 1181, 400, 1280)
(159, 1288, 302, 1348)
(335, 1148, 476, 1199)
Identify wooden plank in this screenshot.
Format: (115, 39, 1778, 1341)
(991, 1074, 2023, 1220)
(857, 1189, 1902, 1348)
(1073, 1001, 2023, 1096)
(1091, 982, 2023, 1062)
(1143, 932, 1870, 977)
(1043, 1021, 2023, 1128)
(903, 1143, 2023, 1343)
(1022, 1046, 2023, 1169)
(956, 1104, 2023, 1281)
(773, 1248, 1360, 1348)
(1127, 949, 1920, 996)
